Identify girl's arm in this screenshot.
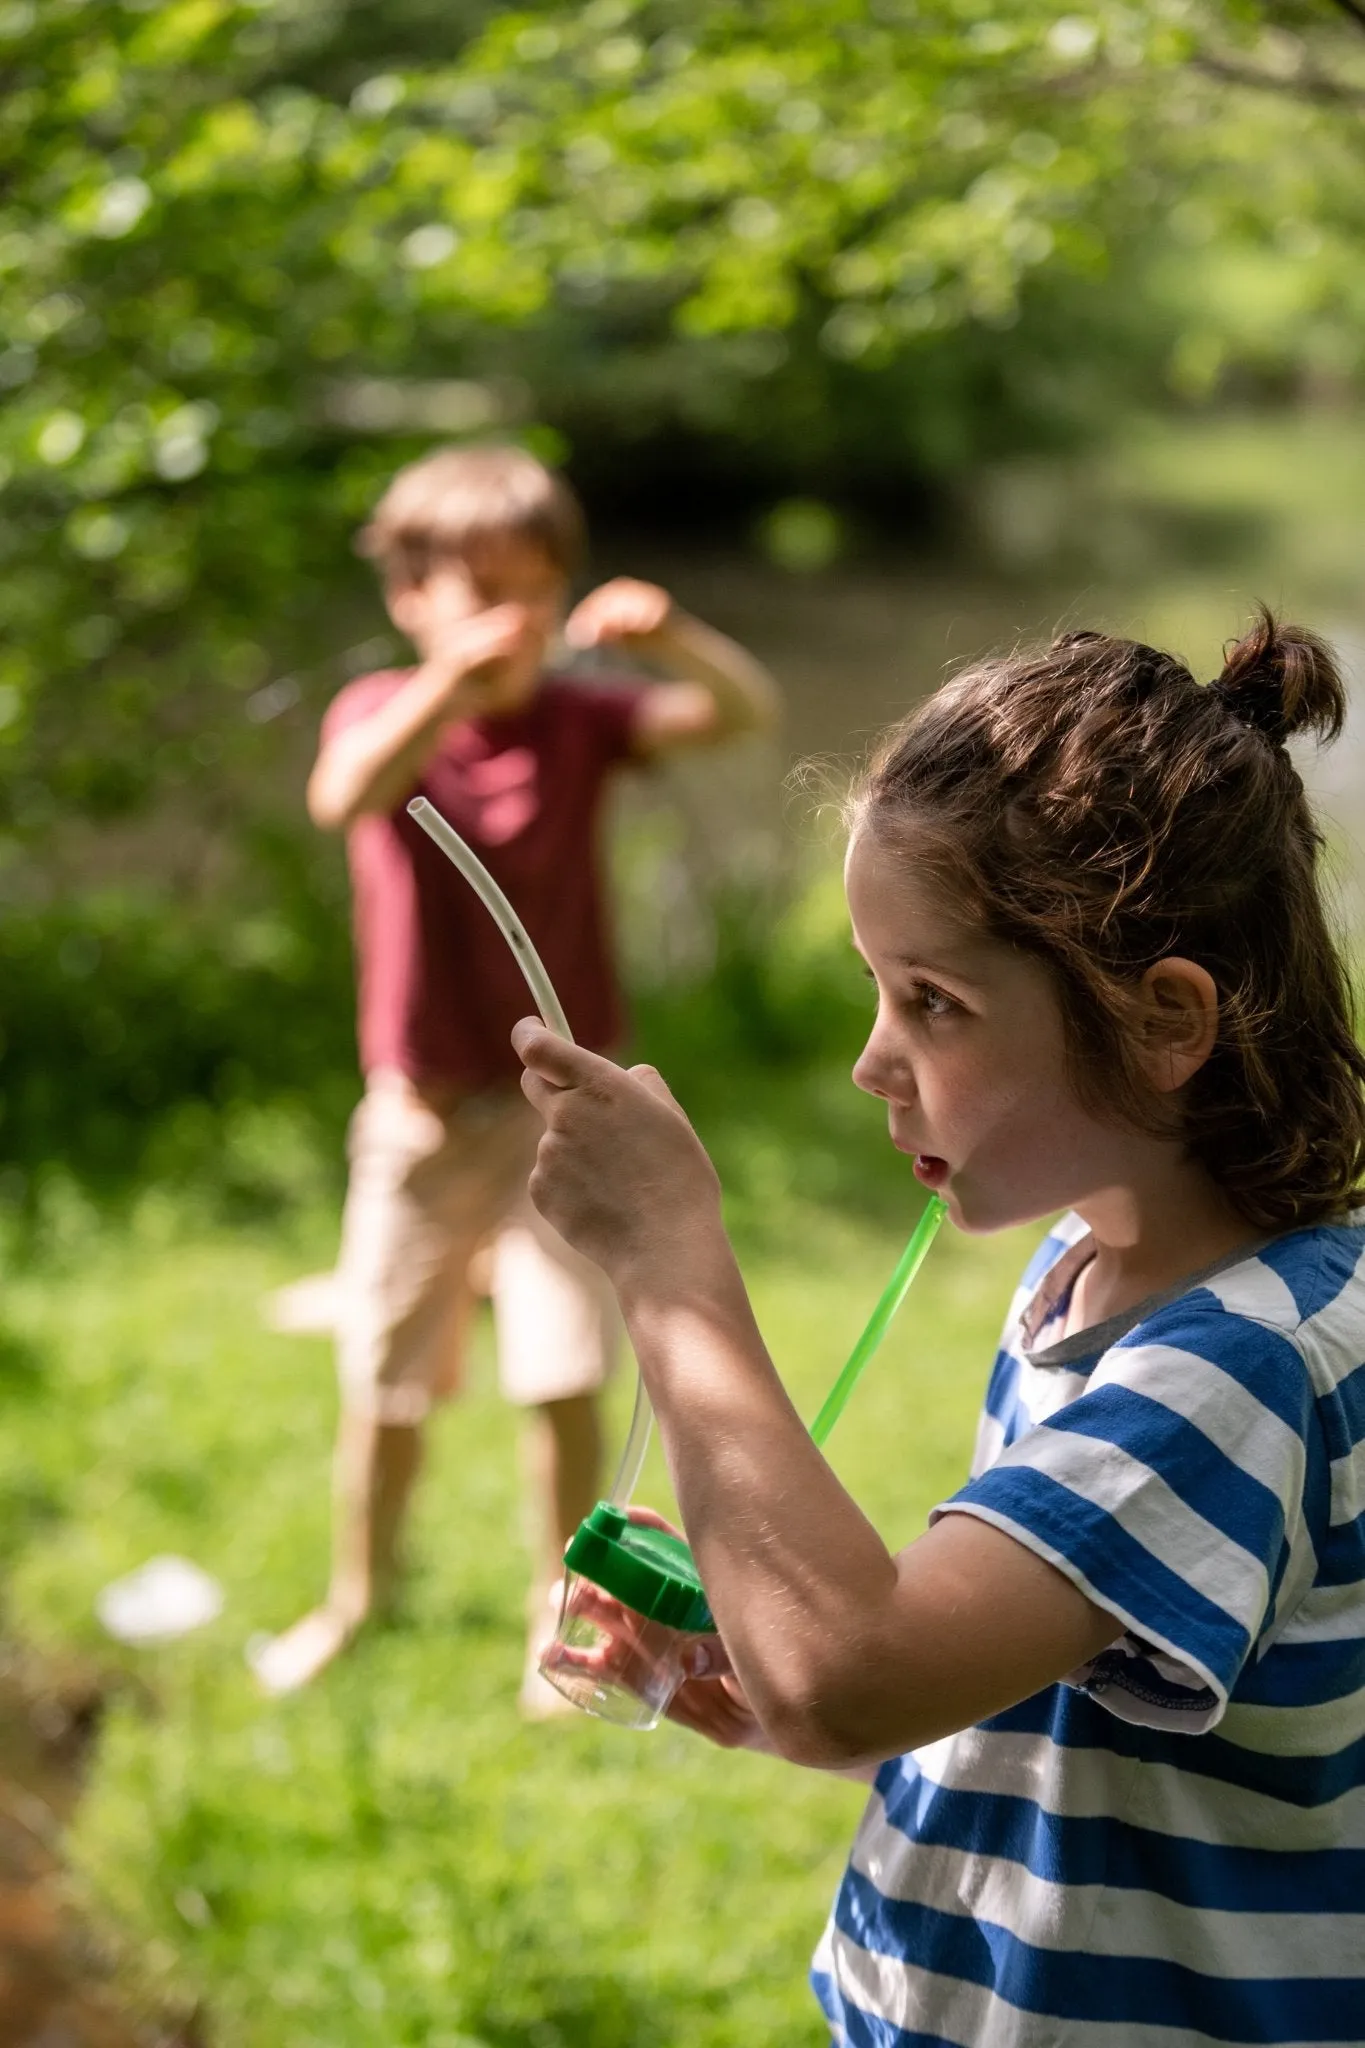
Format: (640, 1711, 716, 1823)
(515, 1025, 1119, 1773)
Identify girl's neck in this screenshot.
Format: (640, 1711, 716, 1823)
(1068, 1156, 1259, 1335)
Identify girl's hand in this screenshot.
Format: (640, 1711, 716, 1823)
(546, 1510, 775, 1755)
(662, 1649, 773, 1753)
(512, 1022, 726, 1286)
(564, 577, 675, 651)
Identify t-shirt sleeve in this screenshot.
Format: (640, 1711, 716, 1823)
(933, 1298, 1323, 1732)
(320, 671, 406, 745)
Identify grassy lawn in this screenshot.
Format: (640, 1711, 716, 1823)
(16, 408, 1364, 2044)
(5, 407, 1364, 2042)
(0, 1104, 1037, 2047)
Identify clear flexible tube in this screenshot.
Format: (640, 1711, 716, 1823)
(606, 1372, 654, 1506)
(407, 796, 652, 1503)
(408, 798, 573, 1040)
(408, 797, 945, 1501)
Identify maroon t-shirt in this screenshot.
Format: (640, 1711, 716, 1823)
(323, 670, 647, 1091)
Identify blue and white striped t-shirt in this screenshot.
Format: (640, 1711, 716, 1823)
(813, 1212, 1365, 2047)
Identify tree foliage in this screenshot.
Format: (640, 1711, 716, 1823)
(0, 0, 1361, 844)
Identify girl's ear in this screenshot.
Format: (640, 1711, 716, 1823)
(1134, 957, 1219, 1094)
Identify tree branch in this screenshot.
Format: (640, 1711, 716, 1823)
(1192, 49, 1365, 103)
(1324, 0, 1365, 39)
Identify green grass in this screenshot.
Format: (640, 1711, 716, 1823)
(7, 404, 1365, 2041)
(0, 1114, 1036, 2046)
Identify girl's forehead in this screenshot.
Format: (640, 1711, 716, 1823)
(844, 826, 988, 965)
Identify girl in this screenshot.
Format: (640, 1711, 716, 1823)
(513, 610, 1365, 2047)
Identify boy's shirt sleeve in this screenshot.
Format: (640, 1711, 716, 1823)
(318, 670, 644, 764)
(319, 671, 405, 745)
(933, 1291, 1324, 1732)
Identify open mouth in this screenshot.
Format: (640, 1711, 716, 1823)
(913, 1154, 949, 1189)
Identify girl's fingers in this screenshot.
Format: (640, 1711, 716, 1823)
(518, 1067, 563, 1120)
(511, 1019, 603, 1086)
(664, 1677, 764, 1749)
(548, 1640, 617, 1679)
(560, 1580, 634, 1633)
(663, 1695, 731, 1741)
(683, 1636, 733, 1680)
(622, 1504, 684, 1538)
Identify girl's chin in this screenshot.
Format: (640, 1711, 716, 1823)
(948, 1183, 1060, 1236)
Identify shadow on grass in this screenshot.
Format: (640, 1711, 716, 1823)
(467, 1970, 731, 2048)
(0, 1323, 47, 1400)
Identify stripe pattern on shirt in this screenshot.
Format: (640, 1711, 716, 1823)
(814, 1214, 1365, 2047)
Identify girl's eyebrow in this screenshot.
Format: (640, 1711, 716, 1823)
(894, 948, 974, 972)
(850, 937, 983, 987)
(895, 956, 985, 991)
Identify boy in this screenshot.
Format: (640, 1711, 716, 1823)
(251, 443, 779, 1704)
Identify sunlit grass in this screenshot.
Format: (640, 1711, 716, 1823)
(8, 407, 1364, 2042)
(0, 1126, 1032, 2046)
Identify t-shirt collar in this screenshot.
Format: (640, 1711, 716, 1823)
(1021, 1216, 1273, 1369)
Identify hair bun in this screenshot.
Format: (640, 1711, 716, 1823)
(1212, 604, 1347, 746)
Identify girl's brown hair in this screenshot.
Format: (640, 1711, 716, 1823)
(854, 607, 1365, 1232)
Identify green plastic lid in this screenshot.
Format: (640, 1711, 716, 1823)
(565, 1502, 716, 1633)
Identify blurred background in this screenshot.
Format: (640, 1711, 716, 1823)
(1, 4, 1363, 2043)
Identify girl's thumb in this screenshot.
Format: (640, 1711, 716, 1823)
(683, 1636, 733, 1680)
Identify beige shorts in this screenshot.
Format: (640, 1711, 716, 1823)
(335, 1072, 618, 1426)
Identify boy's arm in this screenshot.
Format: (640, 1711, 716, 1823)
(308, 604, 530, 830)
(564, 578, 780, 755)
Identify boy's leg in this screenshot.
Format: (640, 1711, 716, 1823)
(251, 1412, 428, 1694)
(252, 1078, 487, 1695)
(330, 1405, 426, 1624)
(492, 1201, 619, 1716)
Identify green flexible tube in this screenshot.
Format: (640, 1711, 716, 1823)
(808, 1194, 948, 1447)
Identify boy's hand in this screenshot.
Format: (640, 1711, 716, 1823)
(512, 1021, 725, 1287)
(564, 577, 675, 651)
(427, 599, 538, 711)
(307, 575, 545, 829)
(567, 579, 779, 754)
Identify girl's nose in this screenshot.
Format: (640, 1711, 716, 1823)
(852, 1051, 891, 1101)
(853, 1019, 909, 1104)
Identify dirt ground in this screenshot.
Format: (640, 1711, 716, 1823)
(0, 1653, 201, 2048)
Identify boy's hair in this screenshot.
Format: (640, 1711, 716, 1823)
(853, 607, 1365, 1232)
(356, 443, 585, 589)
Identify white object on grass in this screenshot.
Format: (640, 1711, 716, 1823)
(96, 1555, 225, 1645)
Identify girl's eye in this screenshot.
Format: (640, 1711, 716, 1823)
(858, 964, 957, 1017)
(911, 981, 957, 1019)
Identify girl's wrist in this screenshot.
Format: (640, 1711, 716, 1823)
(612, 1222, 744, 1322)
